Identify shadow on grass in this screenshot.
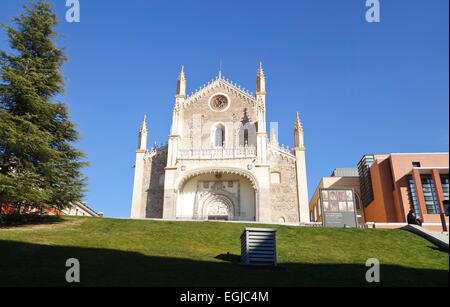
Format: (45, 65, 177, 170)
(429, 246, 449, 253)
(0, 215, 63, 228)
(215, 253, 287, 271)
(214, 253, 240, 263)
(0, 240, 447, 287)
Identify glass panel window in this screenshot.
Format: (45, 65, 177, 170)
(421, 175, 440, 214)
(358, 155, 375, 206)
(244, 129, 249, 146)
(215, 126, 224, 147)
(407, 175, 421, 217)
(441, 174, 449, 201)
(443, 200, 449, 216)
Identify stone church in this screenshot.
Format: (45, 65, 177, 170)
(130, 63, 309, 223)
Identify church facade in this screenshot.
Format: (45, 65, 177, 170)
(130, 63, 309, 223)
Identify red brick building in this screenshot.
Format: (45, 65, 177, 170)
(358, 153, 449, 231)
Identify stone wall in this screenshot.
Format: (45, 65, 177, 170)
(143, 146, 167, 218)
(268, 149, 299, 222)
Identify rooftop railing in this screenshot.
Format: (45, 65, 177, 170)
(178, 146, 256, 160)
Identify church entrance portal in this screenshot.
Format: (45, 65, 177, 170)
(177, 171, 257, 221)
(202, 194, 234, 220)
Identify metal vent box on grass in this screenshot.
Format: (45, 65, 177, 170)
(240, 228, 277, 266)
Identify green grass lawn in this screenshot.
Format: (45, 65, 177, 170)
(0, 216, 448, 286)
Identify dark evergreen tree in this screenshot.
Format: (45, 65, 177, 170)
(0, 0, 88, 216)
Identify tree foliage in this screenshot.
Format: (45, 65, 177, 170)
(0, 0, 88, 215)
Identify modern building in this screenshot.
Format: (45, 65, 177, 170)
(130, 63, 310, 223)
(309, 168, 365, 225)
(357, 153, 449, 230)
(310, 153, 449, 231)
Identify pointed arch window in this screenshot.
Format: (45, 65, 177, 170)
(244, 129, 249, 146)
(215, 125, 224, 147)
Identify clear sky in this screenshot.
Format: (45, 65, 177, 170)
(0, 0, 448, 218)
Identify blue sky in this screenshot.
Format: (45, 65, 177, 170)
(0, 0, 448, 218)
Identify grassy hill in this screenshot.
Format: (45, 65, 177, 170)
(0, 216, 448, 287)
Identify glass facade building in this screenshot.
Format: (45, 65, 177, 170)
(357, 155, 375, 207)
(407, 175, 420, 217)
(441, 174, 449, 201)
(407, 173, 450, 217)
(351, 153, 448, 230)
(420, 175, 440, 214)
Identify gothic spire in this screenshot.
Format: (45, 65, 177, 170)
(176, 65, 186, 98)
(257, 61, 264, 78)
(295, 112, 303, 131)
(256, 61, 266, 95)
(140, 115, 147, 133)
(138, 115, 148, 150)
(294, 112, 305, 150)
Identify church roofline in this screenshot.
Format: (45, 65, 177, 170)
(183, 74, 257, 107)
(267, 143, 296, 160)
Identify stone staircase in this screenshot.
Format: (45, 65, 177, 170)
(400, 224, 449, 251)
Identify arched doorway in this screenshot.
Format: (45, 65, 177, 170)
(176, 169, 258, 221)
(200, 192, 235, 220)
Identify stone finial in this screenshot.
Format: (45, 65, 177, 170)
(294, 111, 305, 151)
(256, 61, 266, 94)
(257, 61, 265, 78)
(176, 65, 186, 98)
(140, 115, 147, 133)
(138, 115, 148, 150)
(178, 65, 186, 82)
(295, 111, 303, 131)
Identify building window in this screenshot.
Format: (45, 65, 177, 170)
(270, 172, 281, 184)
(407, 175, 421, 217)
(412, 162, 421, 168)
(441, 174, 449, 201)
(209, 94, 229, 112)
(421, 175, 440, 214)
(441, 174, 449, 216)
(215, 125, 224, 147)
(358, 155, 375, 207)
(443, 200, 449, 216)
(244, 129, 249, 146)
